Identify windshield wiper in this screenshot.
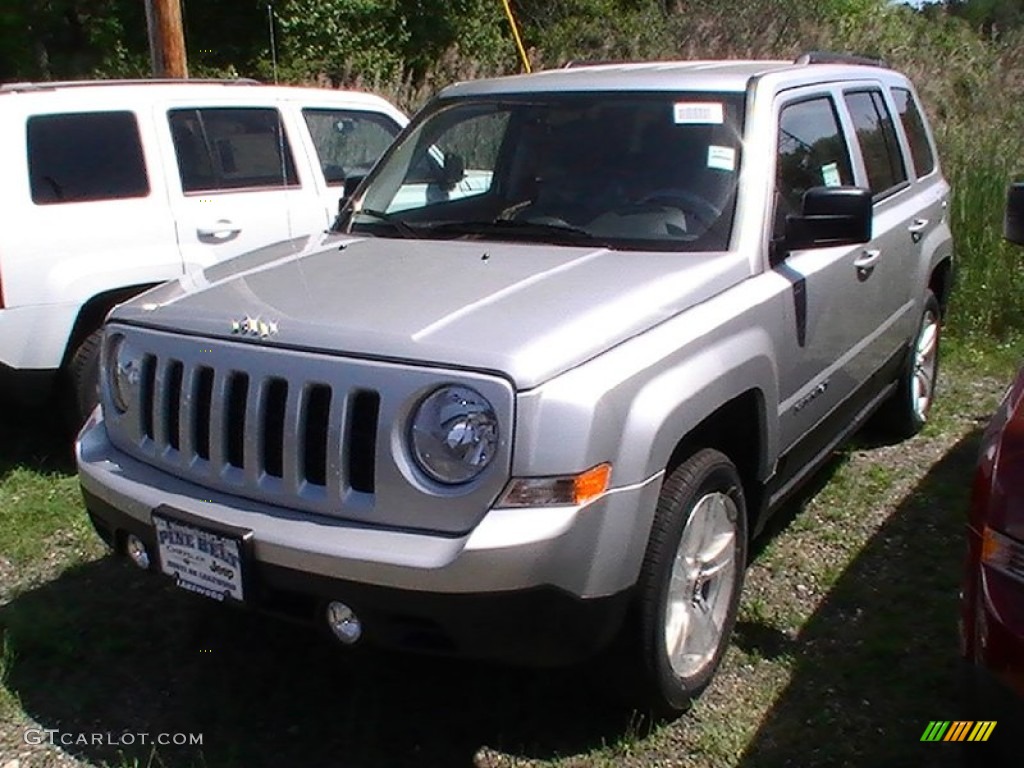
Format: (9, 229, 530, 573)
(423, 218, 609, 246)
(352, 208, 419, 239)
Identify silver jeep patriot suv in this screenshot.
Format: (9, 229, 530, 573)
(77, 53, 953, 713)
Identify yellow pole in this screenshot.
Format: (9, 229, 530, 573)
(501, 0, 531, 73)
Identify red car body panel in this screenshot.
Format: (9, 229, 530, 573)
(963, 365, 1024, 698)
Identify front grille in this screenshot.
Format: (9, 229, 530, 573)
(103, 326, 514, 535)
(133, 352, 380, 504)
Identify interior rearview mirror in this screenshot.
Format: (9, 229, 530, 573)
(441, 153, 466, 191)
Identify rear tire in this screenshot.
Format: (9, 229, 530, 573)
(877, 290, 941, 440)
(617, 448, 747, 715)
(64, 328, 103, 429)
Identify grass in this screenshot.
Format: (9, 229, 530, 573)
(0, 339, 1018, 768)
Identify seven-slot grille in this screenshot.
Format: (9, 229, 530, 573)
(104, 326, 515, 534)
(127, 351, 380, 508)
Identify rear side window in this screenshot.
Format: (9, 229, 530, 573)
(891, 87, 935, 178)
(169, 107, 298, 193)
(775, 96, 855, 235)
(843, 90, 908, 196)
(302, 109, 400, 185)
(27, 111, 149, 204)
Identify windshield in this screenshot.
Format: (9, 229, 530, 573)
(341, 91, 745, 251)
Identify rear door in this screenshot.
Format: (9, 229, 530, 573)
(6, 108, 180, 312)
(839, 85, 921, 379)
(158, 101, 304, 273)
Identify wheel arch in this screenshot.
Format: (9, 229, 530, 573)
(664, 389, 768, 535)
(929, 256, 953, 318)
(61, 283, 160, 368)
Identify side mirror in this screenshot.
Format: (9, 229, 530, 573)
(332, 173, 368, 231)
(1004, 182, 1024, 245)
(342, 173, 366, 201)
(784, 186, 873, 251)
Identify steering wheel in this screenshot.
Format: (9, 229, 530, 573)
(634, 189, 722, 229)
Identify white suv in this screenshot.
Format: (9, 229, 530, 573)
(0, 79, 407, 423)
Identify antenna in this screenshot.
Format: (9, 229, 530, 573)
(267, 2, 279, 84)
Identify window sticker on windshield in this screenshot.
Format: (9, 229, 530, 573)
(673, 102, 725, 125)
(821, 162, 842, 187)
(707, 145, 736, 172)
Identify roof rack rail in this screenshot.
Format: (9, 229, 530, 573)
(0, 77, 262, 93)
(794, 51, 888, 69)
(562, 59, 632, 69)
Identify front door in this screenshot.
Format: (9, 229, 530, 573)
(770, 90, 882, 455)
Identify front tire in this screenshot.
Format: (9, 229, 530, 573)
(625, 448, 748, 715)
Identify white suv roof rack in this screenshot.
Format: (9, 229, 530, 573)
(0, 78, 262, 94)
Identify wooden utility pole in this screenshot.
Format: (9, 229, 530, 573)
(144, 0, 188, 78)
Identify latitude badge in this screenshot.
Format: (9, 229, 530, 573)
(231, 315, 279, 339)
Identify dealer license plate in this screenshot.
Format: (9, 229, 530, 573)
(153, 513, 246, 602)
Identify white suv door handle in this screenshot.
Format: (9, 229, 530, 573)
(908, 218, 929, 241)
(854, 248, 881, 271)
(197, 220, 242, 242)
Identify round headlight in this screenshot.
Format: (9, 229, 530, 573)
(410, 385, 499, 484)
(106, 334, 143, 413)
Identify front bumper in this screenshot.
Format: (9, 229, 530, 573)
(77, 412, 662, 663)
(963, 527, 1024, 699)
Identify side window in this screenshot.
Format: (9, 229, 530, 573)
(302, 109, 400, 185)
(775, 96, 855, 236)
(843, 90, 908, 196)
(890, 87, 936, 178)
(27, 111, 149, 204)
(169, 108, 298, 193)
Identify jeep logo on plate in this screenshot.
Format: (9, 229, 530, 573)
(231, 315, 278, 339)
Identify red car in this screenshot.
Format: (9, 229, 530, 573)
(960, 182, 1024, 758)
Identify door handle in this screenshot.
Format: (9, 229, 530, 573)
(854, 249, 881, 271)
(197, 220, 242, 242)
(908, 218, 929, 242)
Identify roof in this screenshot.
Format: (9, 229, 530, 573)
(441, 61, 793, 97)
(439, 58, 897, 98)
(0, 78, 399, 113)
(0, 78, 261, 93)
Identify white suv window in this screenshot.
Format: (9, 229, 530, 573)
(169, 107, 299, 193)
(302, 109, 401, 185)
(27, 111, 149, 204)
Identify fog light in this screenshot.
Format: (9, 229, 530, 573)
(326, 601, 362, 645)
(125, 534, 150, 569)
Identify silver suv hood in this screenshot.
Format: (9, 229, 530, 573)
(115, 233, 750, 389)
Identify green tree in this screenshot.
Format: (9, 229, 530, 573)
(946, 0, 1024, 37)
